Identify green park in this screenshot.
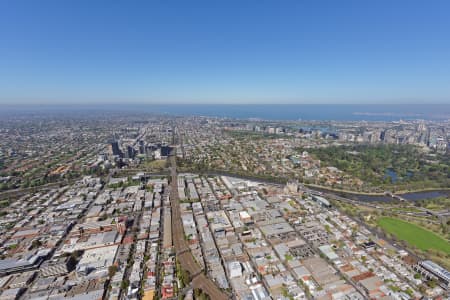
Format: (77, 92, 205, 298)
(378, 217, 450, 254)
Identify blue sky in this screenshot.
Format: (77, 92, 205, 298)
(1, 0, 450, 104)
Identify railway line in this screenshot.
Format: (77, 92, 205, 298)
(168, 152, 228, 300)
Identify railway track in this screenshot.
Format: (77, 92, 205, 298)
(168, 151, 228, 300)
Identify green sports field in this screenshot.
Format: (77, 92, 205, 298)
(377, 217, 450, 253)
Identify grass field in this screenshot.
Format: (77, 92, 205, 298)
(378, 217, 450, 254)
(141, 159, 167, 170)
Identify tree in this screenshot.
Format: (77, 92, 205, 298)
(108, 265, 118, 278)
(31, 239, 42, 249)
(428, 278, 438, 288)
(120, 279, 129, 290)
(180, 268, 191, 287)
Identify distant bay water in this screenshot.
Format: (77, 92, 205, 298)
(1, 104, 449, 121)
(140, 104, 450, 121)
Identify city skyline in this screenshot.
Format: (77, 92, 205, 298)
(0, 112, 449, 299)
(1, 1, 450, 104)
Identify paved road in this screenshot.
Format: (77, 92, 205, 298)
(169, 153, 228, 300)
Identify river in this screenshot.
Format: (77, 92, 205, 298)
(313, 187, 450, 202)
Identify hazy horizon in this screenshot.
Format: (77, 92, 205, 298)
(1, 103, 448, 122)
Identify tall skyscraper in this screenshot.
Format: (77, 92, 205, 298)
(109, 141, 122, 157)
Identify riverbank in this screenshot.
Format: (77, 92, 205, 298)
(306, 183, 450, 196)
(177, 165, 449, 202)
(305, 184, 450, 202)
